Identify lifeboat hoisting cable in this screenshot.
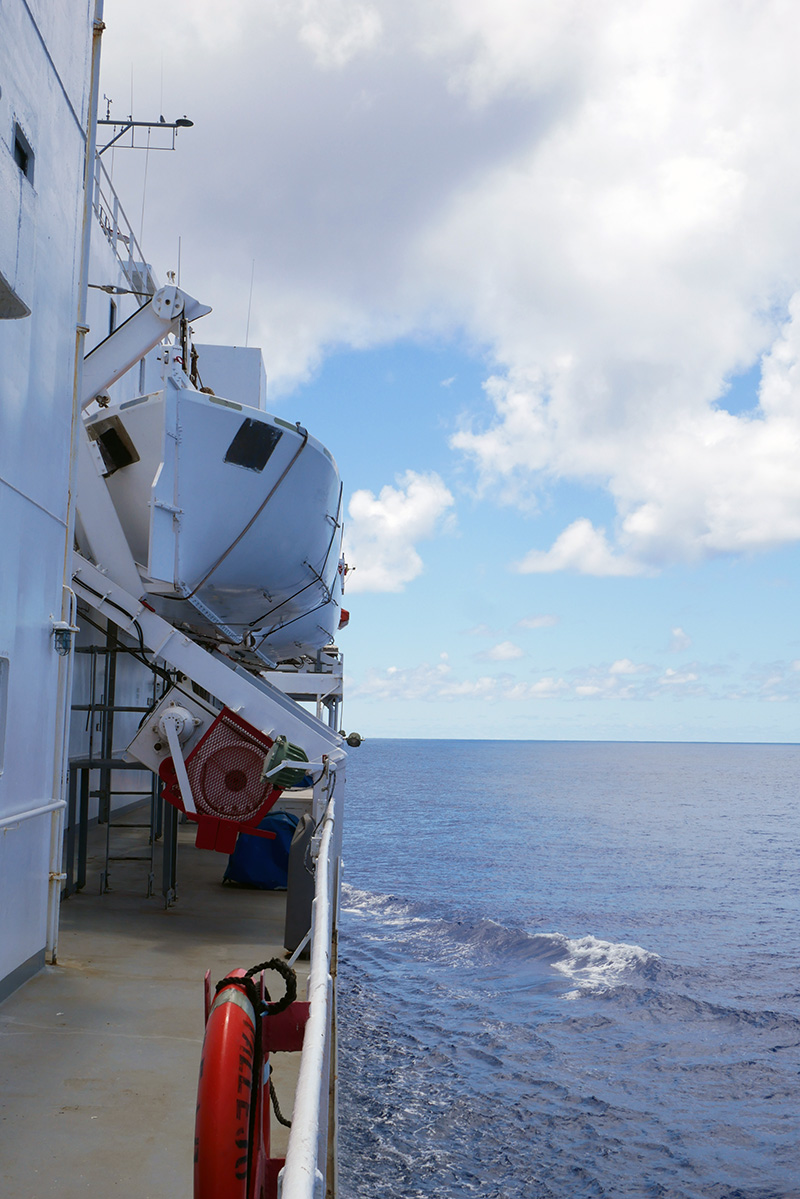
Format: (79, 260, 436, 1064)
(246, 481, 344, 632)
(181, 426, 310, 600)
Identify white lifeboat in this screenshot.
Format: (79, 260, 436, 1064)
(82, 384, 344, 662)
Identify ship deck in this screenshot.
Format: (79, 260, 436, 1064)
(0, 808, 305, 1198)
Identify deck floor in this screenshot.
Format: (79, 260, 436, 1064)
(0, 810, 305, 1198)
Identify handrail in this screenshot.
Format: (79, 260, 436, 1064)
(92, 154, 157, 301)
(0, 799, 66, 830)
(279, 795, 337, 1198)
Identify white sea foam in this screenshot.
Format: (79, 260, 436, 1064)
(340, 884, 427, 926)
(342, 885, 661, 991)
(551, 934, 659, 995)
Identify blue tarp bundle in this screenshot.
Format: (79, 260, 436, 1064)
(223, 811, 299, 890)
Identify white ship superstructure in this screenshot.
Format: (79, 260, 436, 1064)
(0, 0, 96, 1000)
(0, 4, 348, 1195)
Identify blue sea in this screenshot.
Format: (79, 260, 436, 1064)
(337, 740, 800, 1199)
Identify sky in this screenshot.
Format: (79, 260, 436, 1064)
(98, 0, 800, 741)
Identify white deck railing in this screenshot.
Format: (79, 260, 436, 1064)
(279, 794, 338, 1199)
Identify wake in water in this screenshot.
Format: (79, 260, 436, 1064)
(339, 884, 800, 1199)
(343, 884, 662, 994)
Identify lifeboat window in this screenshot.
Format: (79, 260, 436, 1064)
(224, 419, 282, 472)
(87, 416, 141, 476)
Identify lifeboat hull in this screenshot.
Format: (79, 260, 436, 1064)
(84, 387, 344, 661)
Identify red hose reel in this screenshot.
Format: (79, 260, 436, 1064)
(159, 707, 283, 853)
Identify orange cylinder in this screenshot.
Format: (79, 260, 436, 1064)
(194, 975, 256, 1199)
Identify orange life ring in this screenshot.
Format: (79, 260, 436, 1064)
(194, 970, 258, 1199)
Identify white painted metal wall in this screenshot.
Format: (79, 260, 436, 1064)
(190, 343, 268, 410)
(0, 1, 95, 997)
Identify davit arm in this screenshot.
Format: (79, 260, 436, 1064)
(81, 285, 211, 408)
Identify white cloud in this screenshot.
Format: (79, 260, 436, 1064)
(455, 306, 800, 570)
(344, 470, 454, 592)
(656, 668, 703, 694)
(517, 613, 558, 628)
(670, 627, 692, 652)
(297, 0, 383, 69)
(350, 652, 800, 704)
(515, 519, 647, 576)
(429, 4, 800, 569)
(476, 640, 524, 661)
(352, 660, 567, 702)
(738, 659, 800, 702)
(609, 659, 650, 675)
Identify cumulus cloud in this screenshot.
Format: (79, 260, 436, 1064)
(609, 659, 650, 675)
(352, 660, 567, 702)
(670, 627, 692, 652)
(476, 640, 524, 661)
(344, 470, 454, 592)
(515, 520, 647, 576)
(658, 667, 700, 688)
(517, 613, 558, 628)
(440, 0, 800, 571)
(457, 307, 800, 570)
(350, 653, 800, 704)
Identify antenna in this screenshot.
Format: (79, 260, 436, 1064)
(97, 113, 195, 155)
(245, 260, 255, 348)
(139, 126, 151, 247)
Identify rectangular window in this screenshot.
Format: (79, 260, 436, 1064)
(224, 418, 283, 472)
(0, 267, 30, 320)
(87, 415, 140, 476)
(13, 122, 33, 183)
(0, 657, 8, 776)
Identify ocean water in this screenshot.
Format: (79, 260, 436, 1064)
(337, 740, 800, 1199)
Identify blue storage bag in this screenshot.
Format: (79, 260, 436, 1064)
(223, 811, 299, 889)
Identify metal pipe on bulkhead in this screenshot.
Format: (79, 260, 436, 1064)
(46, 0, 106, 966)
(0, 800, 67, 831)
